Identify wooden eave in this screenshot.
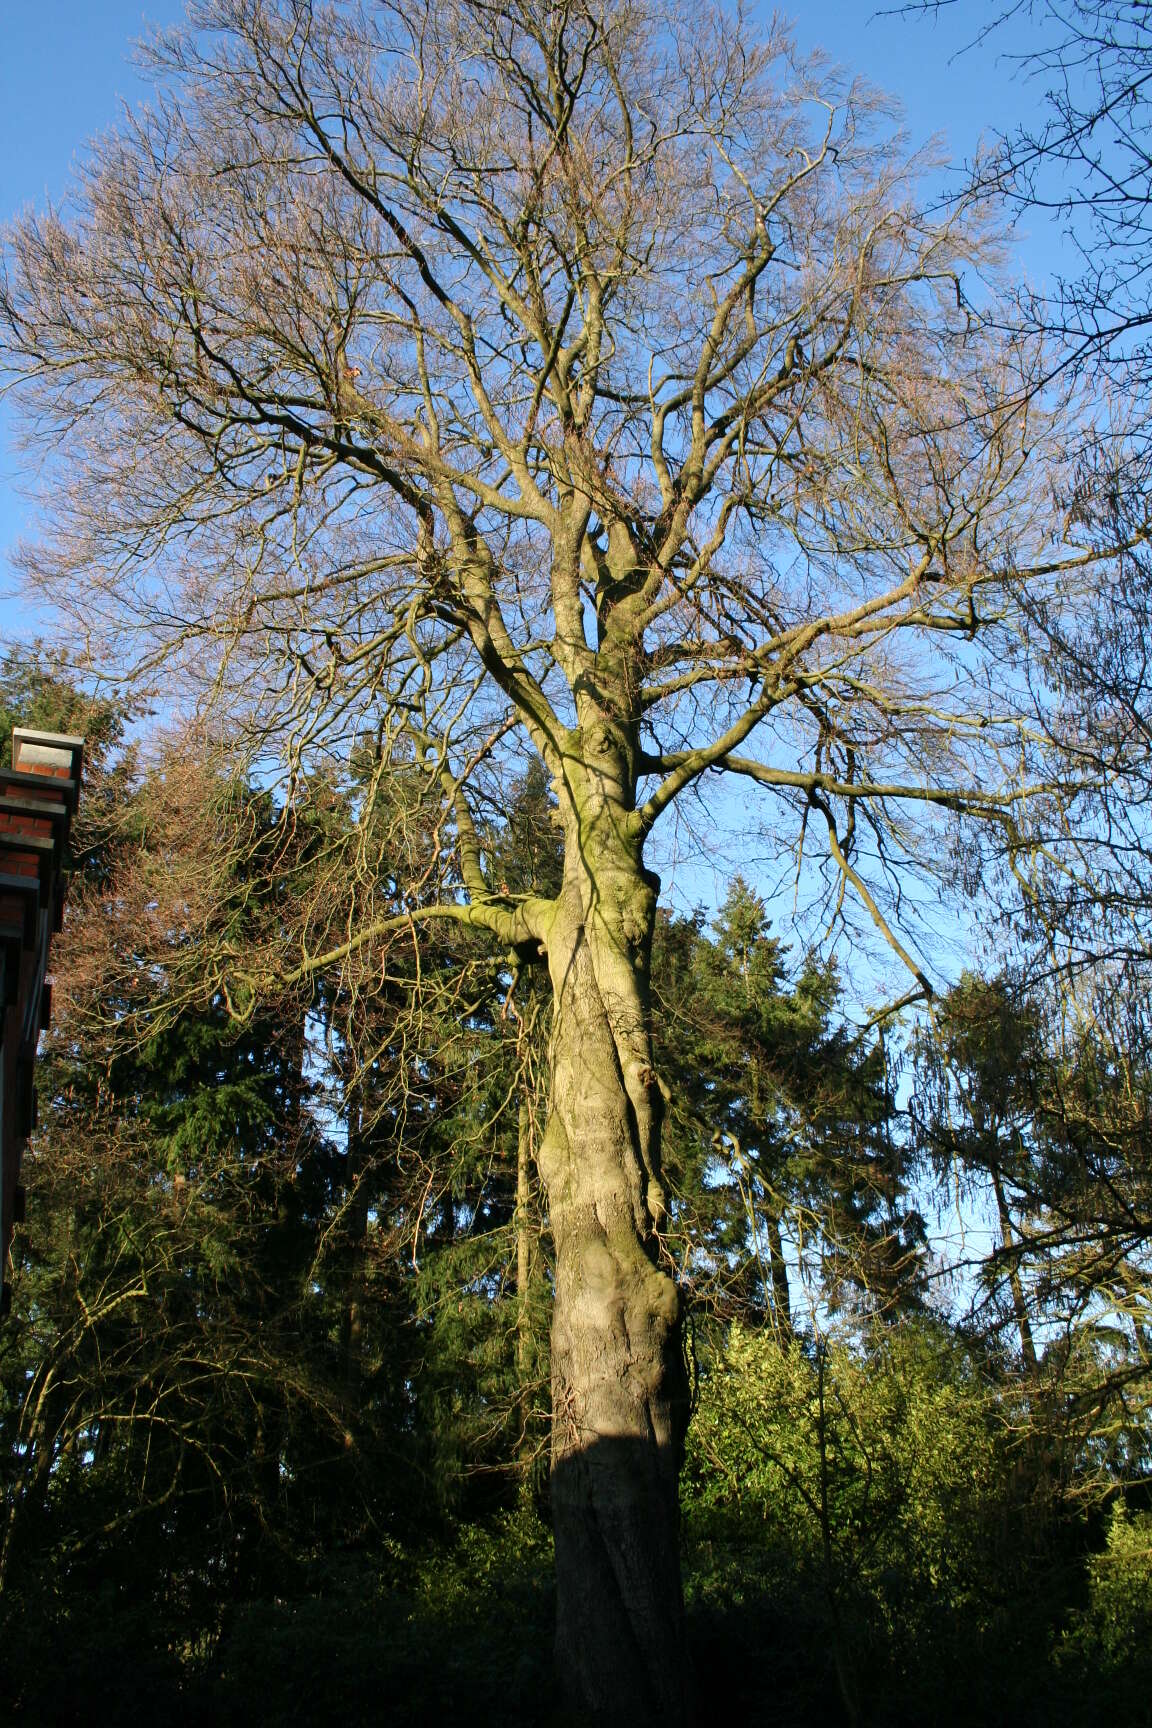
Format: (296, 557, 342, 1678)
(0, 727, 85, 1315)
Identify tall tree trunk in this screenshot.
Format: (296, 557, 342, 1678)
(991, 1166, 1038, 1377)
(342, 1084, 367, 1399)
(766, 1209, 792, 1338)
(516, 1095, 535, 1475)
(535, 830, 691, 1726)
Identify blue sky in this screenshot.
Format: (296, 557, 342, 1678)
(0, 0, 1049, 640)
(1, 0, 189, 635)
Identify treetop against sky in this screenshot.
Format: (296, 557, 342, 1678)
(0, 0, 1121, 1016)
(0, 2, 1071, 959)
(0, 1, 1051, 644)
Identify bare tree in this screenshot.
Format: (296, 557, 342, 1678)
(0, 0, 1115, 1717)
(897, 3, 1152, 398)
(891, 4, 1152, 1014)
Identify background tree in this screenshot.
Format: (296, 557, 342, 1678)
(0, 693, 557, 1720)
(913, 973, 1044, 1373)
(655, 879, 923, 1334)
(912, 967, 1152, 1494)
(902, 2, 1152, 404)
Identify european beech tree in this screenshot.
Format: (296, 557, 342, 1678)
(0, 0, 1120, 1717)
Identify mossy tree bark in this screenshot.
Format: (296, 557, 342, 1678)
(537, 784, 689, 1723)
(453, 683, 692, 1718)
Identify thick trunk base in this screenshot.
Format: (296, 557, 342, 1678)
(552, 1436, 690, 1725)
(537, 891, 691, 1725)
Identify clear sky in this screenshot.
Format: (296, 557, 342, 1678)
(0, 0, 1049, 642)
(1, 0, 189, 635)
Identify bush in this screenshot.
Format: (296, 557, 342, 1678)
(1058, 1502, 1152, 1726)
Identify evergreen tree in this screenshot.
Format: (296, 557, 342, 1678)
(655, 878, 923, 1332)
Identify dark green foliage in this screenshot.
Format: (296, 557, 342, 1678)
(5, 1516, 559, 1726)
(682, 1317, 1074, 1727)
(0, 644, 123, 767)
(0, 661, 1149, 1721)
(655, 879, 925, 1329)
(1057, 1502, 1152, 1725)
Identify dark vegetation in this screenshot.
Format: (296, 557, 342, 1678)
(1, 653, 1150, 1727)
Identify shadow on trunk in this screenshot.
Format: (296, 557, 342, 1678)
(551, 1433, 692, 1727)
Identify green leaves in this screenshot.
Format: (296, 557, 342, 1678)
(1062, 1502, 1152, 1679)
